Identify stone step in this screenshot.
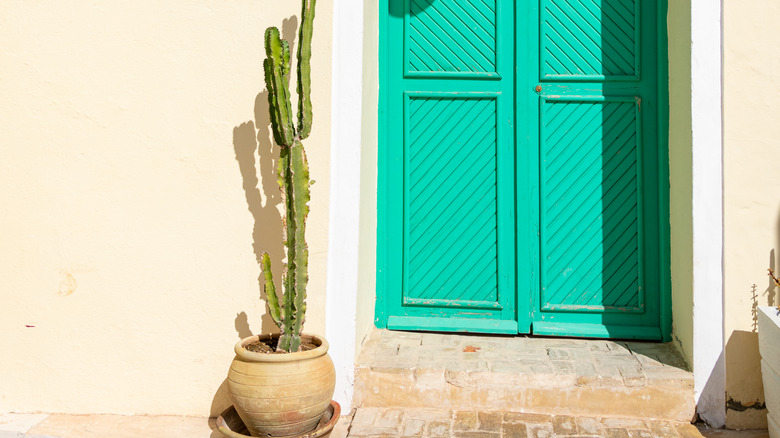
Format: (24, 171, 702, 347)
(354, 330, 695, 422)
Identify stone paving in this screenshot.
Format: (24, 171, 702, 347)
(331, 408, 769, 438)
(355, 330, 695, 421)
(0, 411, 769, 438)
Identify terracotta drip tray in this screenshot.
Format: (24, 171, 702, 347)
(216, 401, 340, 438)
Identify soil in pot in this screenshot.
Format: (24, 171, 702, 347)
(245, 335, 318, 354)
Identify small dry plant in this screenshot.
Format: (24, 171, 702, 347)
(769, 269, 780, 311)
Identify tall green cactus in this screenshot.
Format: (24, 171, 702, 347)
(261, 0, 316, 353)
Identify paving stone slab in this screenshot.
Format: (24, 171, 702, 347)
(476, 412, 501, 432)
(339, 406, 732, 437)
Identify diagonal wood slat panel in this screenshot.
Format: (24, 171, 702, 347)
(407, 0, 497, 74)
(404, 96, 499, 303)
(541, 0, 638, 78)
(541, 99, 642, 311)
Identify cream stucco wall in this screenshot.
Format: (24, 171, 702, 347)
(0, 1, 332, 416)
(668, 0, 694, 369)
(355, 0, 380, 357)
(723, 0, 780, 429)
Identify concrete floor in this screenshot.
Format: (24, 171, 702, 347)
(0, 411, 771, 438)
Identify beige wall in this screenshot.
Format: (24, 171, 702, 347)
(0, 1, 332, 416)
(668, 0, 694, 369)
(723, 0, 780, 429)
(356, 0, 380, 355)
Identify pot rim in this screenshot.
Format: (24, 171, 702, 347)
(233, 332, 329, 362)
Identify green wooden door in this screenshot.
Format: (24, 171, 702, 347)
(377, 0, 670, 340)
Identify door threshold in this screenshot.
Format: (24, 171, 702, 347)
(354, 328, 693, 421)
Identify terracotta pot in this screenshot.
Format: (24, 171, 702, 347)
(227, 333, 336, 437)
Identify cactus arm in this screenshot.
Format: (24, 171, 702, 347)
(288, 140, 310, 351)
(281, 39, 291, 83)
(276, 144, 296, 352)
(275, 141, 310, 352)
(296, 0, 316, 139)
(260, 253, 284, 328)
(277, 146, 296, 351)
(263, 59, 285, 146)
(264, 27, 295, 146)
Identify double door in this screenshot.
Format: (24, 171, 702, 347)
(378, 0, 669, 340)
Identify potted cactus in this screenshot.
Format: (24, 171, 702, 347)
(225, 1, 336, 436)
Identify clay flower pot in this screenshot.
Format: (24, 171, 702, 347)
(227, 333, 336, 437)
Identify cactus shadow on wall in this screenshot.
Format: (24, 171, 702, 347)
(234, 311, 253, 340)
(282, 15, 298, 65)
(232, 90, 286, 336)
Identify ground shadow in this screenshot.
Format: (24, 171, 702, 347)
(724, 330, 766, 424)
(698, 349, 727, 427)
(209, 379, 232, 422)
(621, 340, 689, 370)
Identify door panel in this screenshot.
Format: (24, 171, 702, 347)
(540, 0, 640, 80)
(404, 94, 500, 308)
(405, 0, 499, 77)
(382, 0, 518, 334)
(539, 97, 644, 314)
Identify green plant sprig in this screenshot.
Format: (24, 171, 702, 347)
(768, 269, 780, 312)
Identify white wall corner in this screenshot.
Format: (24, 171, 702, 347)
(325, 0, 365, 414)
(690, 0, 726, 428)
